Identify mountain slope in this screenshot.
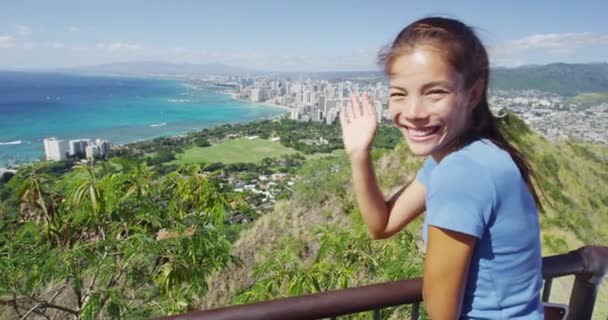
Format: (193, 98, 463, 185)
(491, 62, 608, 96)
(200, 113, 607, 318)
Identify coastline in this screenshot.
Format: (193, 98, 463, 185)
(221, 89, 292, 119)
(0, 81, 291, 169)
(225, 90, 292, 112)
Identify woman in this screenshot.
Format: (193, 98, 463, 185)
(339, 17, 544, 319)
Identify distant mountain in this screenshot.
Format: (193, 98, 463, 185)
(273, 63, 608, 95)
(59, 61, 608, 96)
(490, 63, 608, 96)
(61, 61, 258, 77)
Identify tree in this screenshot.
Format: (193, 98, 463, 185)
(194, 138, 211, 148)
(0, 163, 235, 319)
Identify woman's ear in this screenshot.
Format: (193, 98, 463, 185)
(467, 79, 485, 111)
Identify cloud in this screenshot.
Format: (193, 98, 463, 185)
(510, 32, 608, 52)
(68, 26, 80, 33)
(0, 35, 16, 48)
(96, 42, 144, 53)
(490, 32, 608, 66)
(14, 25, 32, 36)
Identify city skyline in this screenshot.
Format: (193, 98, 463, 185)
(1, 0, 608, 71)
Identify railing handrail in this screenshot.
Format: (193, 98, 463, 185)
(157, 246, 608, 320)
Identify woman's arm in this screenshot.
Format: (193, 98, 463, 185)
(350, 152, 426, 239)
(423, 226, 476, 319)
(341, 93, 426, 240)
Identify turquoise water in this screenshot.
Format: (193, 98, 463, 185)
(0, 72, 286, 166)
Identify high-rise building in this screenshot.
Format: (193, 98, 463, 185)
(80, 139, 111, 160)
(374, 100, 383, 123)
(290, 108, 300, 120)
(69, 139, 90, 156)
(43, 138, 68, 161)
(326, 109, 338, 125)
(312, 109, 323, 122)
(250, 89, 266, 102)
(85, 145, 101, 159)
(317, 96, 326, 111)
(303, 90, 312, 105)
(95, 139, 110, 156)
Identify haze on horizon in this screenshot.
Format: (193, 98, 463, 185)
(1, 0, 607, 72)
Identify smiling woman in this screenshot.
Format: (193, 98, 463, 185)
(340, 17, 544, 319)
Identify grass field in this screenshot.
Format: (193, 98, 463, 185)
(171, 138, 299, 164)
(564, 92, 608, 107)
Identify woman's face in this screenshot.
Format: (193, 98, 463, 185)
(388, 46, 476, 161)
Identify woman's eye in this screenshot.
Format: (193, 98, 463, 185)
(426, 89, 448, 99)
(390, 92, 406, 98)
(427, 90, 448, 96)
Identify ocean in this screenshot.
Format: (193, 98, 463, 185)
(0, 71, 287, 167)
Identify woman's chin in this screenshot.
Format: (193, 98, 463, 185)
(403, 134, 439, 157)
(406, 143, 435, 157)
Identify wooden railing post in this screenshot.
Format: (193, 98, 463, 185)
(567, 246, 608, 320)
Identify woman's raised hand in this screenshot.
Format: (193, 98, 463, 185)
(339, 92, 378, 159)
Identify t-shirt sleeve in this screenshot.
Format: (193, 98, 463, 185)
(426, 155, 495, 239)
(415, 157, 437, 187)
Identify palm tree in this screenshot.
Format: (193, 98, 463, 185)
(63, 164, 107, 242)
(12, 163, 62, 245)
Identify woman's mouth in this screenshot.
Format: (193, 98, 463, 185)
(406, 126, 441, 142)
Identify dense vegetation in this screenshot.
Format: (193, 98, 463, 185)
(0, 161, 241, 319)
(202, 113, 608, 319)
(1, 114, 606, 319)
(114, 118, 402, 165)
(564, 92, 608, 108)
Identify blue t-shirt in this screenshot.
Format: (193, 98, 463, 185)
(416, 139, 543, 319)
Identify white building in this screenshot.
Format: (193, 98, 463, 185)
(85, 139, 110, 159)
(69, 139, 90, 156)
(326, 109, 338, 124)
(250, 89, 265, 102)
(290, 108, 300, 120)
(43, 138, 68, 161)
(95, 139, 110, 156)
(85, 145, 101, 159)
(313, 109, 323, 122)
(374, 100, 383, 123)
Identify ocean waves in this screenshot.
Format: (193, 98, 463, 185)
(0, 140, 23, 146)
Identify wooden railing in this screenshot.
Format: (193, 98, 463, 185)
(157, 246, 608, 320)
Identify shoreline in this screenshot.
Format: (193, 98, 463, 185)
(0, 84, 291, 169)
(217, 89, 291, 120)
(221, 90, 293, 112)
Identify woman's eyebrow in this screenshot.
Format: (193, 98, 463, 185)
(420, 81, 452, 91)
(389, 85, 407, 91)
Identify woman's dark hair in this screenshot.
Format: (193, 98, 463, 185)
(379, 16, 543, 210)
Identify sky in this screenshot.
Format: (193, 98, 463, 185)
(1, 0, 607, 72)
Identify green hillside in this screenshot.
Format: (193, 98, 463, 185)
(201, 113, 608, 319)
(564, 92, 608, 107)
(491, 62, 608, 96)
(171, 138, 298, 165)
(1, 115, 605, 319)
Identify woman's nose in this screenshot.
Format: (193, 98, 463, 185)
(404, 97, 428, 120)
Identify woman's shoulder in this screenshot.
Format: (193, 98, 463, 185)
(433, 139, 524, 200)
(418, 139, 518, 189)
(441, 139, 515, 174)
(429, 140, 519, 190)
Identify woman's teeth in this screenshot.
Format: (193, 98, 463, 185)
(408, 126, 439, 137)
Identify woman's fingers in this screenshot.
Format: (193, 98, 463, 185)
(342, 93, 375, 126)
(350, 94, 362, 118)
(362, 92, 375, 116)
